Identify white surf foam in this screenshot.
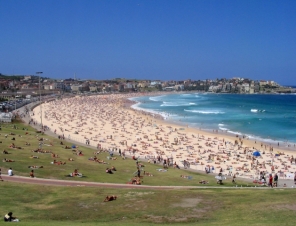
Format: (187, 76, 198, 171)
(161, 102, 197, 107)
(149, 95, 166, 101)
(184, 109, 224, 114)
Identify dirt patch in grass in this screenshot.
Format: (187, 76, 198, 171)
(24, 203, 57, 210)
(276, 204, 296, 211)
(144, 197, 218, 223)
(171, 197, 202, 208)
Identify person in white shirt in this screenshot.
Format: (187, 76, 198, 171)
(8, 168, 13, 176)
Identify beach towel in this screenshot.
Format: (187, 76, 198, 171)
(156, 169, 167, 172)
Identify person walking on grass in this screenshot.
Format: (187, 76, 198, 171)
(232, 174, 236, 184)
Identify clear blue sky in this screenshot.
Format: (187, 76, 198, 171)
(0, 0, 295, 85)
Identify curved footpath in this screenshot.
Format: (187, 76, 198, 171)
(8, 101, 295, 190)
(1, 175, 291, 190)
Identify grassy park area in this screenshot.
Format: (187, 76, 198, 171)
(1, 120, 296, 225)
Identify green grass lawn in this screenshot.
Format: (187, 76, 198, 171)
(1, 120, 295, 225)
(0, 183, 296, 225)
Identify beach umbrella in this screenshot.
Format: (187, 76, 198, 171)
(253, 151, 261, 157)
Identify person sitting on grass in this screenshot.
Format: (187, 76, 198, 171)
(68, 158, 74, 161)
(51, 153, 58, 158)
(30, 170, 35, 178)
(25, 142, 30, 146)
(4, 212, 18, 222)
(104, 195, 117, 202)
(72, 169, 81, 177)
(173, 162, 180, 169)
(131, 177, 141, 185)
(106, 168, 113, 174)
(111, 166, 117, 171)
(2, 150, 8, 154)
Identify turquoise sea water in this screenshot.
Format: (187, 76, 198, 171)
(131, 93, 296, 146)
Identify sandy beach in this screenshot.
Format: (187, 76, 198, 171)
(29, 93, 296, 183)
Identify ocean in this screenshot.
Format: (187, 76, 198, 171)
(131, 93, 296, 146)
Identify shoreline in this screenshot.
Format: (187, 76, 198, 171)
(130, 93, 296, 151)
(28, 93, 296, 183)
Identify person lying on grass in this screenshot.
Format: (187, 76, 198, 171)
(143, 171, 153, 176)
(199, 180, 209, 184)
(32, 149, 51, 153)
(51, 160, 66, 165)
(30, 155, 39, 159)
(4, 212, 19, 222)
(180, 175, 192, 179)
(104, 195, 117, 202)
(3, 158, 15, 162)
(28, 166, 43, 169)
